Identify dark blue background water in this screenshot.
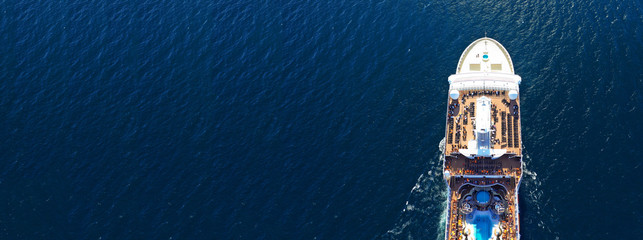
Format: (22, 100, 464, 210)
(1, 0, 641, 239)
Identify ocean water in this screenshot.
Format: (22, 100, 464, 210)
(1, 0, 641, 239)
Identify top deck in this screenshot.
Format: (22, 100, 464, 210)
(456, 37, 515, 74)
(446, 89, 521, 158)
(445, 37, 522, 164)
(443, 37, 522, 240)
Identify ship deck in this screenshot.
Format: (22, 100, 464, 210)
(444, 90, 522, 240)
(446, 184, 519, 240)
(445, 89, 521, 157)
(443, 37, 522, 240)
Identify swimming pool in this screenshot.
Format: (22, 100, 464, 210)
(473, 213, 492, 240)
(476, 191, 490, 204)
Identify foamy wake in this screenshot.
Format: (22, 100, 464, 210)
(379, 138, 448, 239)
(382, 141, 554, 239)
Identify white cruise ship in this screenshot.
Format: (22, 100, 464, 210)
(443, 37, 523, 240)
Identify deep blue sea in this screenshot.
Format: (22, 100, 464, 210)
(1, 0, 642, 239)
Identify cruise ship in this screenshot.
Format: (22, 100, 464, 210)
(443, 38, 522, 240)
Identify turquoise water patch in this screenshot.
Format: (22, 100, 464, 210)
(476, 191, 490, 204)
(474, 214, 492, 240)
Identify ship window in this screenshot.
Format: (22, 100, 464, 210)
(491, 64, 502, 71)
(470, 64, 481, 71)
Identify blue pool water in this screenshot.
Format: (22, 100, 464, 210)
(474, 214, 493, 240)
(476, 191, 490, 204)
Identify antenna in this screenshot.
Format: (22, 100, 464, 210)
(485, 31, 487, 38)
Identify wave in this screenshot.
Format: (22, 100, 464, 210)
(379, 139, 448, 239)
